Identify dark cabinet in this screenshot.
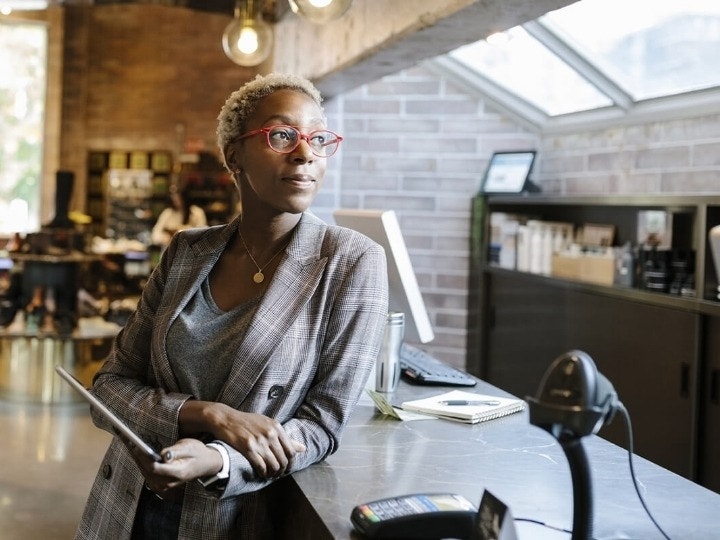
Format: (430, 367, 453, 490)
(471, 195, 720, 489)
(486, 271, 698, 477)
(701, 317, 720, 492)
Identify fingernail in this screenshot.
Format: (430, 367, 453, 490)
(163, 451, 173, 462)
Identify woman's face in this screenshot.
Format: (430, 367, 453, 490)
(227, 89, 329, 216)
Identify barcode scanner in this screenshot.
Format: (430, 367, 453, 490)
(527, 349, 618, 439)
(527, 350, 620, 540)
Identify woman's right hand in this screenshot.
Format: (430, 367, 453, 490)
(180, 401, 305, 479)
(130, 438, 223, 494)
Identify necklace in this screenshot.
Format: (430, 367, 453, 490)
(238, 231, 287, 284)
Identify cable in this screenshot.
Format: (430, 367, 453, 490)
(616, 401, 672, 540)
(514, 517, 572, 534)
(516, 401, 673, 540)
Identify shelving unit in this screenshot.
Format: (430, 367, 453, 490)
(468, 194, 720, 492)
(86, 150, 172, 239)
(178, 151, 237, 226)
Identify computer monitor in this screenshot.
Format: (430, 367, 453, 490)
(333, 208, 434, 344)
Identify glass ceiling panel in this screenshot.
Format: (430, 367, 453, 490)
(544, 0, 720, 101)
(445, 0, 720, 120)
(449, 26, 612, 116)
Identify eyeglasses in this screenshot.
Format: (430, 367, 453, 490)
(236, 125, 343, 157)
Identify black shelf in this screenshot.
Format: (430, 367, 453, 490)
(470, 193, 720, 491)
(481, 194, 720, 303)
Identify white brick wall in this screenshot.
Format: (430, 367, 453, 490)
(315, 65, 720, 371)
(315, 67, 538, 368)
(538, 114, 720, 195)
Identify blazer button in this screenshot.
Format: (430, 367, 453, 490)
(102, 463, 112, 479)
(268, 385, 284, 399)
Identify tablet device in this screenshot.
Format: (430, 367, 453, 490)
(480, 151, 538, 194)
(55, 365, 162, 462)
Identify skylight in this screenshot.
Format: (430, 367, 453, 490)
(442, 0, 720, 128)
(545, 0, 720, 101)
(450, 27, 612, 116)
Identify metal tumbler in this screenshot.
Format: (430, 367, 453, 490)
(376, 311, 404, 392)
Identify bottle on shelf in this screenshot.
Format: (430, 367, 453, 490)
(613, 242, 636, 288)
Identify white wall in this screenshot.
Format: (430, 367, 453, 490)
(316, 65, 720, 369)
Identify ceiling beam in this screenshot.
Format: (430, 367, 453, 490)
(272, 0, 578, 97)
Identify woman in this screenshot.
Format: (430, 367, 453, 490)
(76, 73, 389, 539)
(151, 186, 208, 247)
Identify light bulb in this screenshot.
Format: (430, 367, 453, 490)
(288, 0, 353, 24)
(237, 27, 259, 55)
(222, 7, 273, 67)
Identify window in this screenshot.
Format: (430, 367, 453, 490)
(545, 0, 720, 101)
(449, 27, 612, 116)
(0, 20, 47, 234)
(436, 0, 720, 130)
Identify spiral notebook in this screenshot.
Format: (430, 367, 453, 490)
(400, 390, 525, 424)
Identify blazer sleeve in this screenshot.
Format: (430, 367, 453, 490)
(89, 232, 194, 448)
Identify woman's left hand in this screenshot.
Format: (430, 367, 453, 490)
(179, 400, 306, 479)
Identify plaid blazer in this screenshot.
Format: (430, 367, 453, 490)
(75, 212, 389, 539)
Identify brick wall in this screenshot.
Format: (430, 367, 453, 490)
(59, 5, 258, 213)
(537, 115, 720, 195)
(313, 67, 538, 368)
(315, 67, 720, 371)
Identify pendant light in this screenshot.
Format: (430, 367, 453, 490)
(288, 0, 353, 24)
(222, 0, 273, 67)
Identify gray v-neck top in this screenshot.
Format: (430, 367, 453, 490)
(166, 276, 260, 400)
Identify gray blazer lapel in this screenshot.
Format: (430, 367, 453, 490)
(218, 214, 329, 405)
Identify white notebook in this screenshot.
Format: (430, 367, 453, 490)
(401, 390, 525, 424)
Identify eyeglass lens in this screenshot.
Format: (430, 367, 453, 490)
(267, 126, 340, 156)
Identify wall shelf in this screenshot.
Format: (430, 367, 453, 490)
(468, 193, 720, 493)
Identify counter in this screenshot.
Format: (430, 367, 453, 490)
(282, 379, 720, 539)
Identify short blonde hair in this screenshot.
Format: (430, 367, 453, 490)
(216, 73, 324, 152)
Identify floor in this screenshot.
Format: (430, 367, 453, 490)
(0, 398, 111, 539)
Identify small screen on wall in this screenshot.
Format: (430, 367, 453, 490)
(480, 151, 537, 194)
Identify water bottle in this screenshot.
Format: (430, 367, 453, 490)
(376, 312, 404, 392)
(614, 242, 636, 288)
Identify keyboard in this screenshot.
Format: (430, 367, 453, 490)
(399, 343, 477, 387)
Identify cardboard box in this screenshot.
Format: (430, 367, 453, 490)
(579, 223, 615, 247)
(552, 253, 614, 286)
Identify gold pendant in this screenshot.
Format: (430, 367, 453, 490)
(253, 271, 264, 284)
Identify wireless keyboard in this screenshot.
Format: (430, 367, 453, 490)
(399, 343, 477, 387)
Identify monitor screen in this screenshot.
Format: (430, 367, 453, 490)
(333, 209, 434, 344)
(480, 151, 537, 194)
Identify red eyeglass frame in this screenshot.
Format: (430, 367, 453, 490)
(235, 125, 343, 157)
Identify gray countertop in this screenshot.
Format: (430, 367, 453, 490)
(290, 380, 720, 539)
